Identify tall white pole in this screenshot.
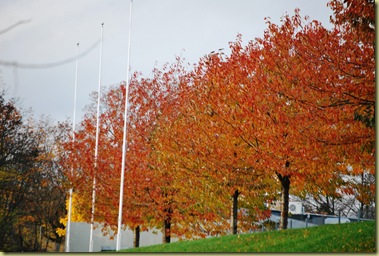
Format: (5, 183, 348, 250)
(116, 0, 133, 251)
(66, 42, 79, 253)
(89, 23, 104, 252)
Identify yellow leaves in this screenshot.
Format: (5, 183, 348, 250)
(57, 192, 88, 236)
(56, 227, 66, 237)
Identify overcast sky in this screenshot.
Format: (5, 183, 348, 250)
(0, 0, 333, 123)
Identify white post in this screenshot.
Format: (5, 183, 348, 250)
(89, 22, 104, 252)
(116, 0, 133, 251)
(66, 42, 79, 253)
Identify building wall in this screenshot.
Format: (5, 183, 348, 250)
(69, 222, 172, 252)
(268, 214, 318, 229)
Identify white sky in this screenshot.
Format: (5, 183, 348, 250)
(0, 0, 333, 123)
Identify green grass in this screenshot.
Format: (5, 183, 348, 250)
(120, 221, 376, 253)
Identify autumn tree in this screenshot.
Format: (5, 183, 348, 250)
(147, 42, 281, 239)
(58, 60, 193, 244)
(0, 92, 66, 252)
(0, 93, 38, 251)
(248, 0, 375, 228)
(58, 83, 127, 235)
(24, 116, 67, 251)
(130, 60, 217, 243)
(307, 0, 375, 220)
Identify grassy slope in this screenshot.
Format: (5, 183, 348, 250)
(120, 221, 376, 253)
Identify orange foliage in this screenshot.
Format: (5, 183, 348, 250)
(59, 0, 374, 239)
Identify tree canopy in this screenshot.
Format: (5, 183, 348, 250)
(0, 92, 67, 251)
(1, 0, 374, 251)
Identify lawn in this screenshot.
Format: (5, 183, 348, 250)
(119, 221, 376, 253)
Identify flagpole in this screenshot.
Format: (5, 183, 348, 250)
(89, 22, 104, 252)
(66, 42, 80, 253)
(116, 0, 133, 251)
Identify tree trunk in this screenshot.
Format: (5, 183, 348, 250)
(277, 171, 290, 230)
(163, 219, 171, 244)
(231, 190, 240, 235)
(162, 208, 172, 244)
(34, 224, 39, 251)
(54, 242, 61, 252)
(359, 172, 366, 219)
(133, 226, 140, 248)
(360, 201, 364, 219)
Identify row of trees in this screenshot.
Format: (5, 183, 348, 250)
(0, 92, 68, 251)
(59, 0, 375, 246)
(0, 0, 373, 251)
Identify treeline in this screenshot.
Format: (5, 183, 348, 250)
(60, 0, 374, 246)
(0, 0, 374, 252)
(0, 92, 68, 251)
